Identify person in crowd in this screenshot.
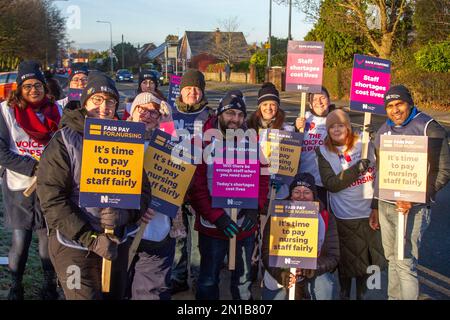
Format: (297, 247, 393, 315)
(370, 85, 450, 300)
(126, 91, 184, 300)
(170, 69, 213, 295)
(36, 72, 152, 300)
(57, 65, 89, 110)
(0, 60, 62, 300)
(316, 109, 386, 300)
(261, 173, 339, 300)
(188, 90, 269, 300)
(294, 86, 335, 205)
(44, 70, 63, 101)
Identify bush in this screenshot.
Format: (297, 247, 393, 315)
(206, 62, 226, 73)
(233, 61, 250, 72)
(414, 41, 450, 72)
(250, 52, 267, 83)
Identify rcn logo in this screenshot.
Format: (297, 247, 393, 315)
(284, 258, 291, 264)
(100, 195, 109, 203)
(227, 199, 234, 205)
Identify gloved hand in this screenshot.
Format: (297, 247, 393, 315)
(214, 213, 240, 238)
(364, 124, 376, 141)
(298, 269, 316, 279)
(355, 159, 371, 174)
(270, 180, 282, 193)
(238, 209, 258, 232)
(280, 270, 296, 289)
(88, 233, 120, 260)
(100, 207, 131, 229)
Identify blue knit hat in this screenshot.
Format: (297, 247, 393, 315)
(16, 60, 46, 86)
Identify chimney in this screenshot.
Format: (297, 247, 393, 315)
(215, 28, 220, 46)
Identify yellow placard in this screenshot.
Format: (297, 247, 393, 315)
(269, 216, 319, 258)
(144, 147, 196, 207)
(80, 140, 144, 194)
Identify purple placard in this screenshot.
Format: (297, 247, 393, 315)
(168, 74, 181, 108)
(211, 162, 260, 209)
(68, 88, 82, 102)
(285, 41, 324, 93)
(350, 54, 391, 114)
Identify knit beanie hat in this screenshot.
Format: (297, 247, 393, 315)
(16, 60, 46, 86)
(257, 82, 280, 106)
(69, 65, 89, 82)
(180, 69, 205, 93)
(289, 173, 318, 200)
(80, 72, 120, 107)
(138, 70, 158, 89)
(217, 90, 247, 116)
(384, 85, 414, 108)
(325, 109, 351, 132)
(129, 92, 162, 117)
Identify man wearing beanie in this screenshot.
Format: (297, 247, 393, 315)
(371, 84, 450, 300)
(58, 65, 89, 110)
(188, 89, 269, 300)
(170, 69, 212, 295)
(37, 72, 152, 299)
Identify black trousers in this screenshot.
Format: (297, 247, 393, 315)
(48, 234, 130, 300)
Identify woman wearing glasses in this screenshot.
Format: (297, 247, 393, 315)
(126, 92, 183, 300)
(122, 70, 166, 120)
(0, 61, 62, 300)
(36, 72, 152, 300)
(57, 65, 89, 110)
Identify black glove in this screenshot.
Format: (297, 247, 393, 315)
(364, 124, 376, 141)
(356, 159, 371, 173)
(238, 209, 258, 232)
(100, 207, 131, 229)
(214, 213, 240, 238)
(88, 233, 120, 260)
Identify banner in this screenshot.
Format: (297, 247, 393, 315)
(260, 129, 303, 185)
(379, 135, 428, 203)
(67, 88, 83, 102)
(79, 118, 146, 209)
(211, 141, 259, 209)
(168, 74, 181, 108)
(269, 200, 319, 269)
(350, 54, 391, 114)
(144, 129, 196, 218)
(285, 41, 324, 93)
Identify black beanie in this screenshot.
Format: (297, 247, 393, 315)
(258, 82, 280, 106)
(16, 60, 46, 86)
(217, 90, 247, 116)
(289, 173, 318, 200)
(69, 65, 89, 82)
(180, 69, 205, 93)
(384, 85, 414, 108)
(138, 70, 158, 89)
(80, 72, 120, 107)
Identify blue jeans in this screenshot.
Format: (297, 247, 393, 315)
(262, 272, 336, 300)
(196, 233, 255, 300)
(378, 201, 431, 300)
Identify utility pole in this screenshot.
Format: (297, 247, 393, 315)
(288, 0, 293, 40)
(122, 34, 125, 69)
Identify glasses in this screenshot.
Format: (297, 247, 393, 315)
(136, 106, 161, 119)
(89, 95, 117, 107)
(292, 190, 313, 196)
(22, 83, 44, 91)
(71, 77, 88, 83)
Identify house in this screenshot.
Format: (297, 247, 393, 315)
(178, 29, 250, 72)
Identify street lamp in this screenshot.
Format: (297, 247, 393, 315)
(96, 20, 114, 75)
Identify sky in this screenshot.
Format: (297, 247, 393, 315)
(53, 0, 314, 51)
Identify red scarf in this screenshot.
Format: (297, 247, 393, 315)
(14, 98, 61, 145)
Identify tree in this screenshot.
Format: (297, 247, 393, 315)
(276, 0, 412, 59)
(112, 42, 139, 70)
(413, 0, 450, 45)
(0, 0, 66, 70)
(208, 16, 249, 66)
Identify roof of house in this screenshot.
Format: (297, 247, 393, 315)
(146, 43, 166, 60)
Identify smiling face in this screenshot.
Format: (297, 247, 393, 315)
(21, 79, 45, 104)
(259, 100, 278, 120)
(84, 93, 117, 119)
(219, 109, 245, 130)
(131, 102, 161, 131)
(290, 186, 314, 201)
(328, 123, 348, 145)
(70, 73, 88, 89)
(385, 100, 411, 126)
(180, 86, 203, 106)
(311, 92, 330, 116)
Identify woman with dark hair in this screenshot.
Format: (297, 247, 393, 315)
(57, 65, 89, 110)
(0, 60, 62, 300)
(316, 109, 386, 300)
(122, 70, 166, 119)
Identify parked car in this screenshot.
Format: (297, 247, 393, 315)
(149, 70, 164, 86)
(0, 71, 18, 102)
(115, 69, 134, 82)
